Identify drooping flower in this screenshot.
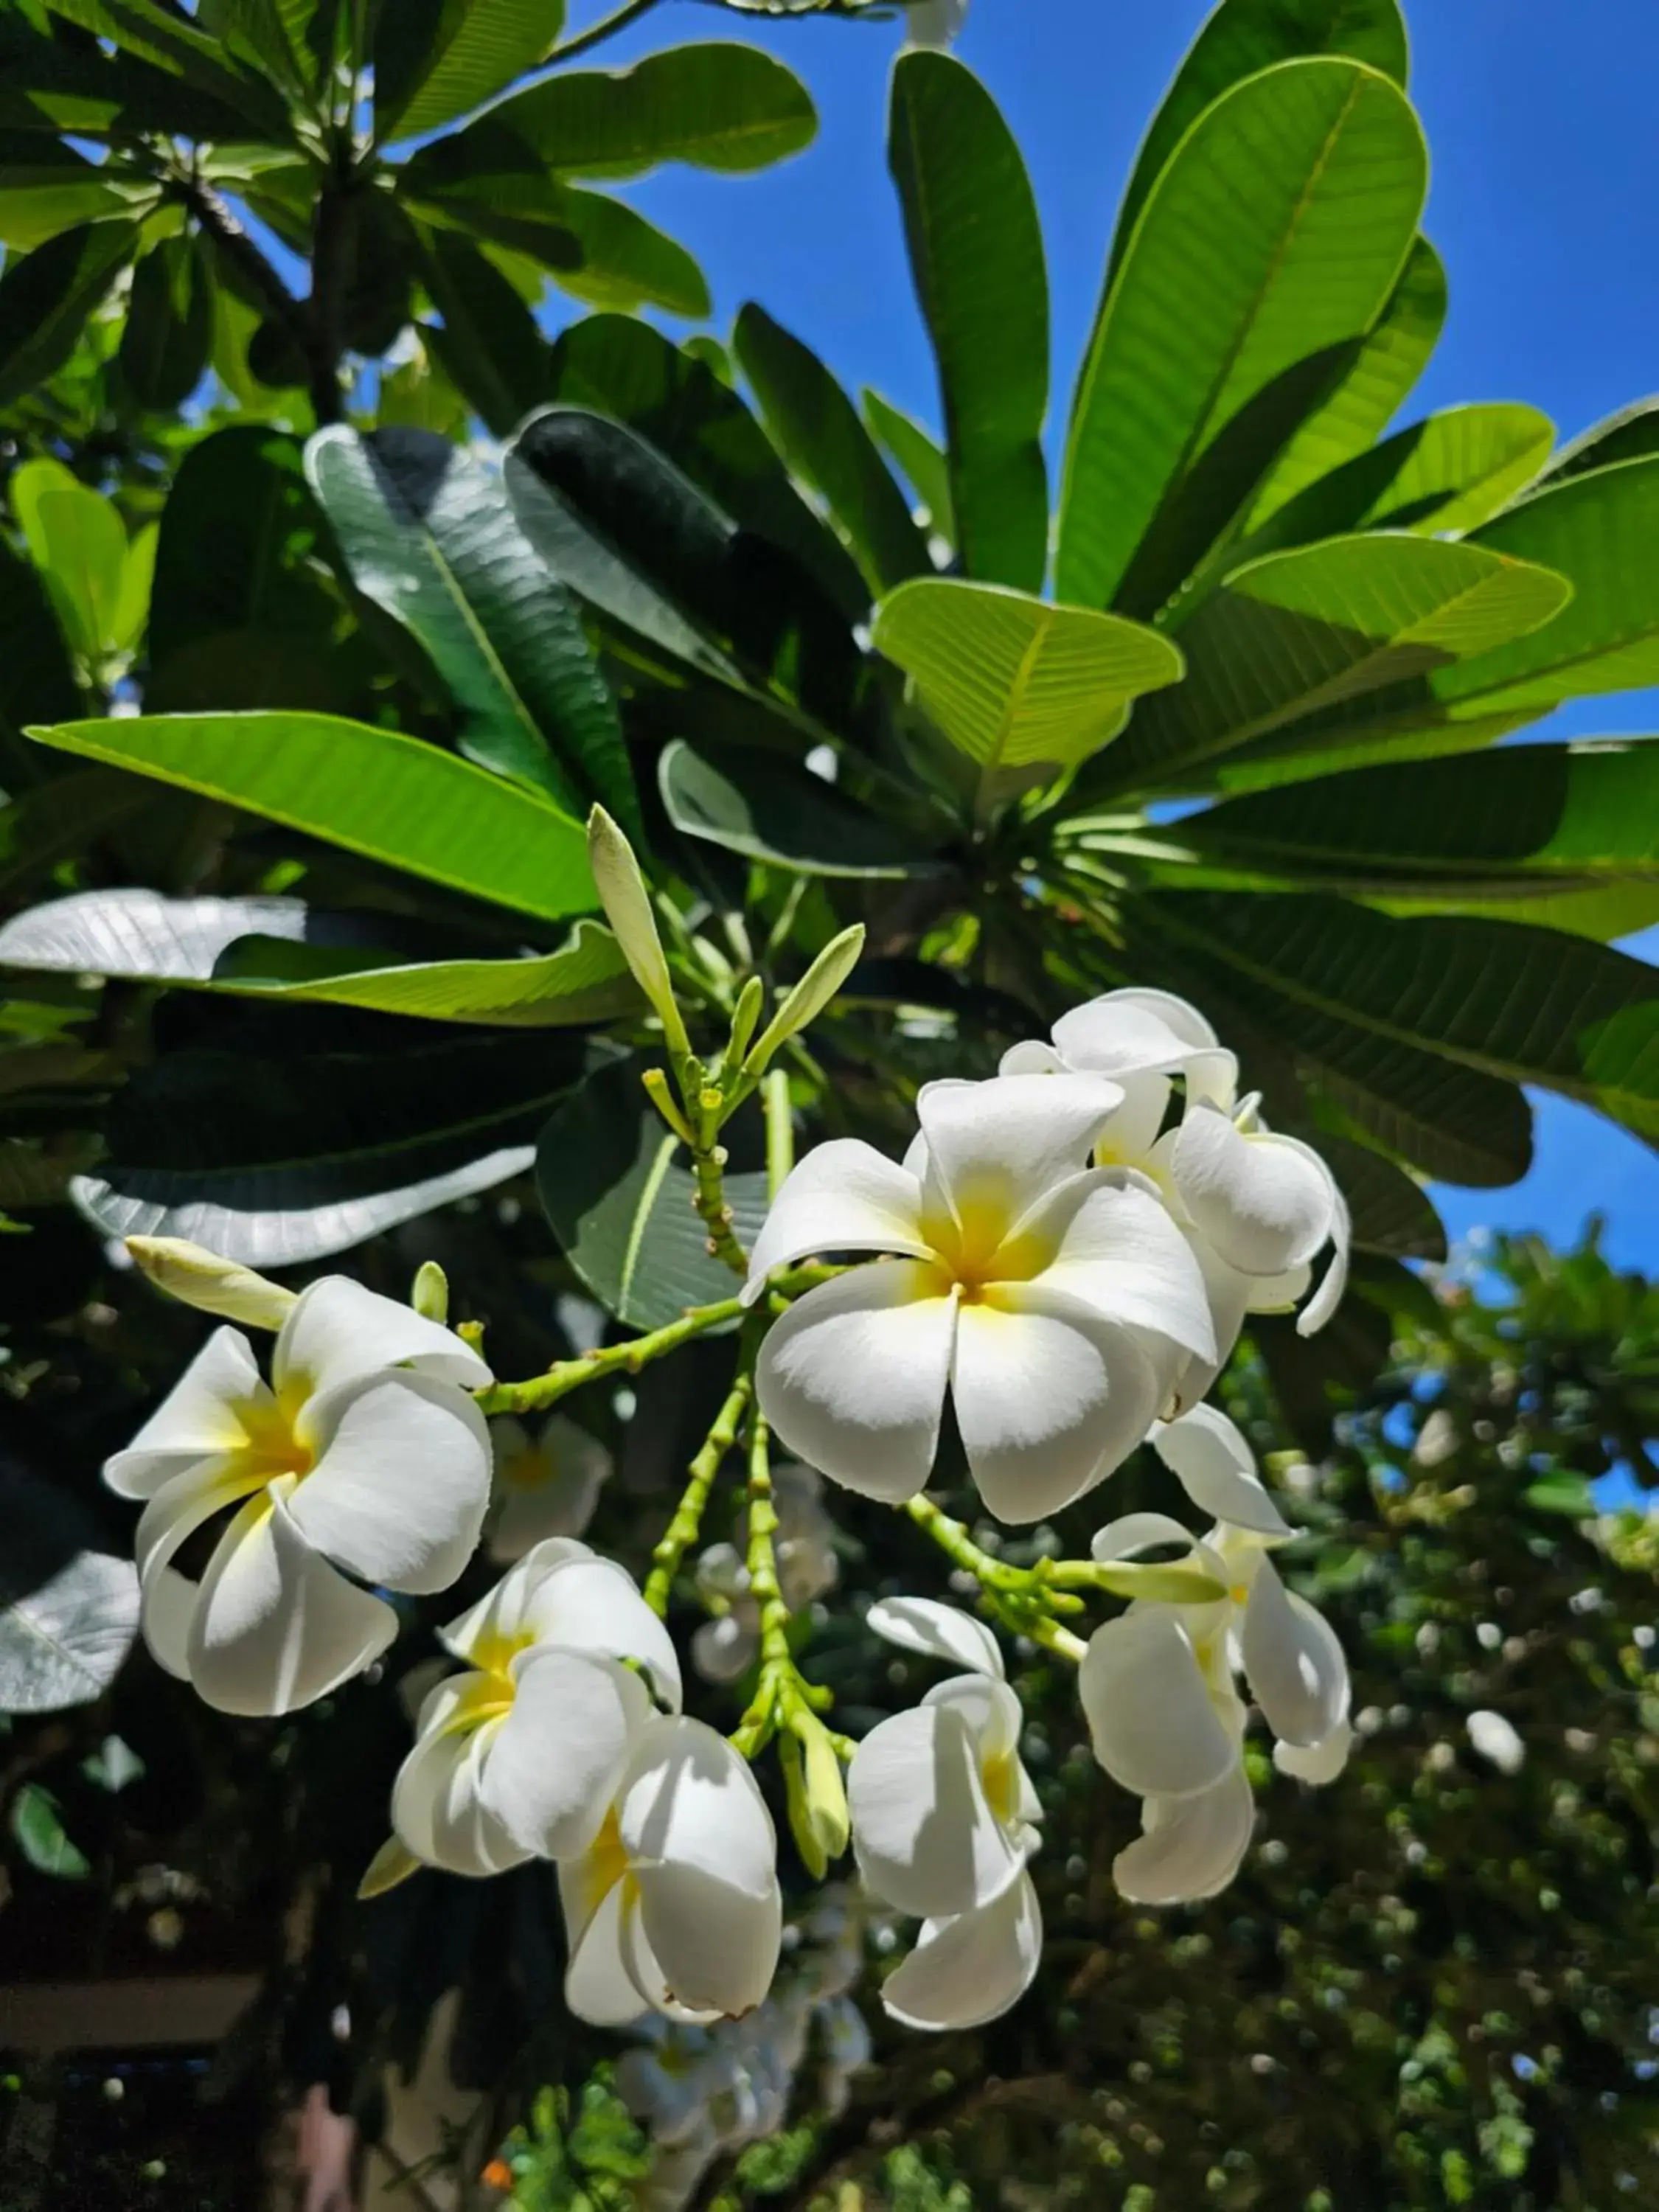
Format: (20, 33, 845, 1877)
(557, 1714, 784, 2028)
(744, 1074, 1214, 1522)
(1079, 1406, 1350, 1903)
(392, 1538, 681, 1879)
(1004, 989, 1349, 1405)
(692, 1464, 839, 1684)
(104, 1277, 493, 1717)
(486, 1413, 611, 1562)
(848, 1600, 1043, 2030)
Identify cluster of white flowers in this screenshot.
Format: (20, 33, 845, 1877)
(100, 984, 1358, 2049)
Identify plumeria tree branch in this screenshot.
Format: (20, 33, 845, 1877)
(644, 1371, 754, 1616)
(475, 1295, 749, 1417)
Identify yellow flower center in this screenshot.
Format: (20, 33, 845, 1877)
(236, 1396, 315, 1484)
(920, 1189, 1058, 1304)
(981, 1746, 1020, 1829)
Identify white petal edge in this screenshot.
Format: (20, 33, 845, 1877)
(880, 1868, 1043, 2033)
(1239, 1564, 1349, 1748)
(1151, 1403, 1290, 1537)
(848, 1703, 1020, 1919)
(105, 1326, 264, 1500)
(740, 1141, 931, 1304)
(1113, 1764, 1256, 1905)
(484, 1648, 653, 1858)
(915, 1072, 1123, 1243)
(274, 1273, 493, 1399)
(1079, 1608, 1240, 1799)
(866, 1597, 1004, 1680)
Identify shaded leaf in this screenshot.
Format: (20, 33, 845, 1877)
(659, 740, 939, 880)
(1531, 394, 1659, 492)
(0, 538, 81, 752)
(0, 1467, 138, 1714)
(375, 0, 565, 144)
(10, 456, 129, 663)
(415, 228, 549, 439)
(118, 232, 211, 408)
(0, 770, 155, 899)
(11, 1784, 91, 1877)
(863, 387, 953, 543)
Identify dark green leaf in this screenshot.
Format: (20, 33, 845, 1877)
(863, 387, 953, 543)
(1060, 62, 1427, 611)
(0, 219, 136, 407)
(26, 712, 597, 924)
(453, 42, 815, 178)
(0, 771, 155, 899)
(0, 1467, 137, 1714)
(1319, 1134, 1446, 1261)
(0, 133, 151, 248)
(38, 0, 291, 136)
(0, 9, 288, 140)
(536, 1053, 768, 1331)
(117, 232, 212, 409)
(659, 739, 939, 879)
(1107, 0, 1408, 285)
(11, 1783, 91, 1877)
(81, 1027, 594, 1265)
(0, 538, 80, 754)
(307, 425, 636, 824)
(734, 304, 931, 596)
(890, 51, 1048, 591)
(375, 0, 565, 142)
(415, 229, 549, 439)
(1531, 394, 1659, 492)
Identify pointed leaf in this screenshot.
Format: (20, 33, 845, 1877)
(375, 0, 566, 144)
(890, 50, 1048, 591)
(863, 387, 954, 543)
(307, 425, 636, 826)
(11, 1785, 91, 1877)
(535, 1054, 768, 1331)
(415, 229, 549, 439)
(1060, 62, 1427, 611)
(11, 458, 131, 662)
(25, 712, 596, 923)
(118, 232, 212, 409)
(734, 305, 931, 596)
(659, 740, 939, 880)
(1531, 395, 1659, 493)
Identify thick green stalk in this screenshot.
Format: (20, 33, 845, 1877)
(644, 1374, 752, 1617)
(903, 1495, 1088, 1663)
(475, 1295, 745, 1417)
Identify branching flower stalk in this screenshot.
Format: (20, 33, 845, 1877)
(644, 1371, 754, 1617)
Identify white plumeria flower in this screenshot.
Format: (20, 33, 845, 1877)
(744, 1074, 1214, 1522)
(848, 1600, 1043, 2031)
(1079, 1406, 1350, 1904)
(1004, 990, 1349, 1405)
(392, 1538, 681, 1879)
(558, 1714, 783, 2028)
(691, 1464, 839, 1684)
(486, 1413, 611, 1562)
(103, 1278, 492, 1717)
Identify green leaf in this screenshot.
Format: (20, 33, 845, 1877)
(307, 425, 636, 825)
(0, 134, 151, 248)
(890, 51, 1047, 591)
(10, 457, 131, 663)
(375, 0, 564, 143)
(0, 219, 136, 408)
(536, 1054, 768, 1331)
(415, 229, 549, 439)
(659, 739, 939, 880)
(1060, 61, 1427, 612)
(734, 305, 931, 596)
(1520, 1471, 1596, 1517)
(0, 771, 154, 900)
(38, 0, 292, 136)
(1531, 394, 1659, 492)
(25, 712, 597, 923)
(147, 425, 336, 695)
(117, 232, 212, 409)
(1434, 456, 1659, 717)
(0, 890, 639, 1028)
(873, 577, 1181, 802)
(1101, 535, 1572, 794)
(111, 522, 156, 658)
(11, 1784, 91, 1877)
(1242, 233, 1447, 530)
(0, 9, 289, 141)
(543, 188, 708, 317)
(543, 314, 866, 621)
(863, 387, 953, 543)
(455, 42, 815, 178)
(1146, 890, 1659, 1143)
(1107, 0, 1408, 286)
(80, 1029, 594, 1265)
(81, 1733, 145, 1792)
(1319, 1133, 1445, 1261)
(0, 1468, 137, 1715)
(0, 538, 81, 751)
(1237, 403, 1555, 562)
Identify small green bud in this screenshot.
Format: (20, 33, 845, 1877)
(641, 1066, 696, 1144)
(1091, 1560, 1227, 1605)
(743, 924, 866, 1077)
(795, 1709, 850, 1867)
(125, 1237, 295, 1330)
(727, 974, 765, 1066)
(780, 1731, 827, 1880)
(358, 1834, 422, 1900)
(587, 807, 692, 1060)
(411, 1260, 448, 1324)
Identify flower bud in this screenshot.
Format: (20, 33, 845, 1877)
(727, 974, 765, 1067)
(125, 1237, 296, 1330)
(790, 1710, 850, 1877)
(743, 925, 865, 1077)
(411, 1260, 448, 1324)
(587, 807, 691, 1060)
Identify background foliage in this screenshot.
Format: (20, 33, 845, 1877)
(1, 0, 1658, 2203)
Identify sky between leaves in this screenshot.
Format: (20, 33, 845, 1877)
(550, 0, 1659, 1271)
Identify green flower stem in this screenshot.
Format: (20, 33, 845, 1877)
(903, 1495, 1089, 1664)
(763, 1068, 794, 1200)
(731, 1409, 834, 1756)
(643, 1374, 754, 1618)
(474, 1295, 747, 1418)
(690, 1130, 751, 1278)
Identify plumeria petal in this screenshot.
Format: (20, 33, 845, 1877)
(1079, 1609, 1240, 1798)
(392, 1683, 527, 1877)
(1051, 988, 1218, 1079)
(438, 1537, 594, 1662)
(740, 1141, 932, 1303)
(757, 1262, 957, 1504)
(880, 1868, 1043, 2032)
(1093, 1071, 1173, 1169)
(1172, 1105, 1338, 1279)
(186, 1479, 397, 1716)
(1002, 1174, 1216, 1366)
(105, 1327, 265, 1499)
(1297, 1171, 1351, 1335)
(132, 1459, 269, 1676)
(1239, 1562, 1349, 1747)
(518, 1554, 683, 1712)
(562, 1874, 652, 2028)
(622, 1717, 782, 2020)
(997, 1040, 1065, 1077)
(1151, 1404, 1291, 1537)
(1113, 1764, 1256, 1905)
(866, 1597, 1004, 1680)
(1091, 1512, 1206, 1562)
(274, 1274, 492, 1401)
(917, 1073, 1123, 1243)
(485, 1649, 652, 1860)
(288, 1371, 490, 1595)
(1275, 1719, 1354, 1784)
(923, 1673, 1023, 1766)
(953, 1292, 1161, 1523)
(848, 1702, 1020, 1919)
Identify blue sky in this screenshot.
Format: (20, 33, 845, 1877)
(563, 0, 1659, 1270)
